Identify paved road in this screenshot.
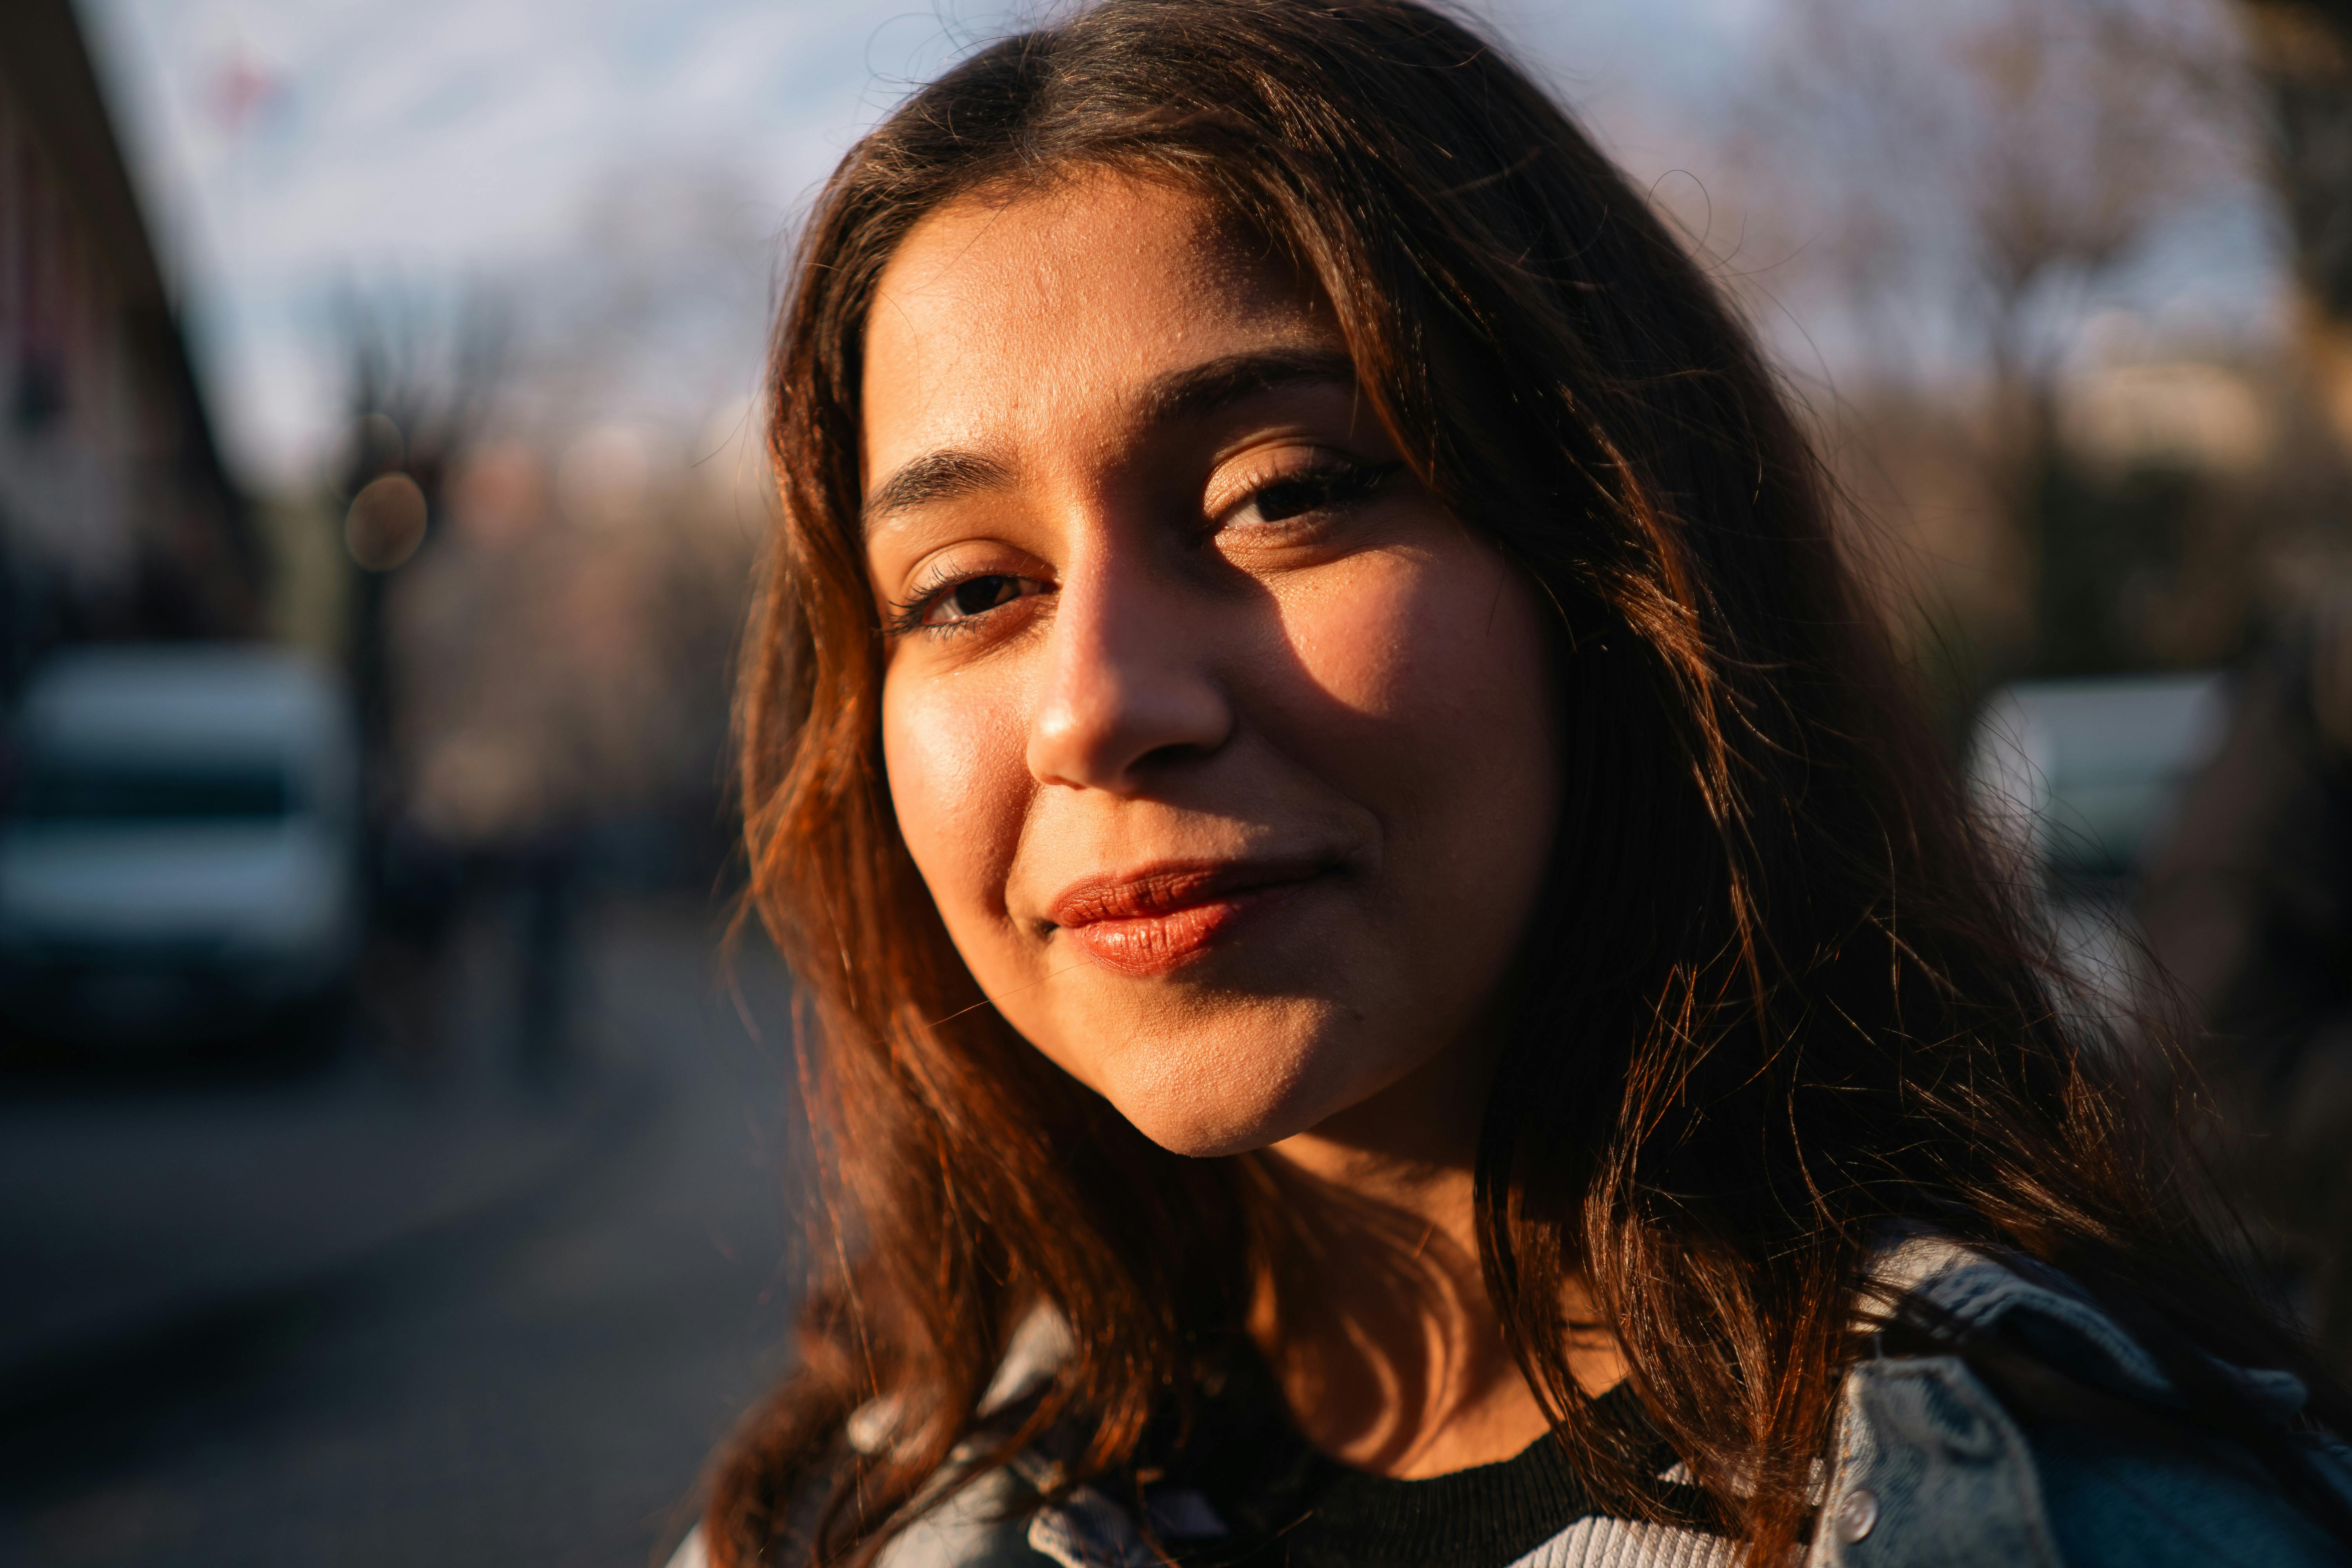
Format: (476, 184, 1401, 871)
(0, 896, 805, 1568)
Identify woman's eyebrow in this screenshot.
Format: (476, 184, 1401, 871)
(864, 450, 1015, 534)
(1139, 347, 1359, 426)
(862, 348, 1359, 535)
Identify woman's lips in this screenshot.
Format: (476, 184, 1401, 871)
(1047, 860, 1327, 978)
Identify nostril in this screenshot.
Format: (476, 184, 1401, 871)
(1132, 739, 1214, 773)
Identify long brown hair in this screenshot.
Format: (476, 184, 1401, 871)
(713, 2, 2350, 1562)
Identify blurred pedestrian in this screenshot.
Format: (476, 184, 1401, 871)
(393, 459, 613, 1078)
(2142, 609, 2352, 1357)
(359, 809, 468, 1070)
(684, 4, 2352, 1565)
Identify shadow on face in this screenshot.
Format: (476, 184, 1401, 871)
(864, 171, 1561, 1160)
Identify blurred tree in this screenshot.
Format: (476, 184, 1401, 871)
(333, 283, 510, 783)
(294, 163, 774, 1070)
(1965, 0, 2235, 678)
(2238, 0, 2352, 450)
(1734, 0, 2261, 688)
(329, 284, 512, 1067)
(2098, 1, 2352, 1372)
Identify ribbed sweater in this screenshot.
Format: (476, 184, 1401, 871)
(1151, 1352, 1725, 1568)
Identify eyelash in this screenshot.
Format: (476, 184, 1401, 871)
(882, 456, 1402, 639)
(1229, 456, 1400, 528)
(882, 567, 1033, 639)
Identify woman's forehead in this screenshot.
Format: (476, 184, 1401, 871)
(858, 172, 1338, 491)
(870, 171, 1292, 326)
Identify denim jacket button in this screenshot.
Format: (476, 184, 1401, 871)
(1833, 1487, 1880, 1543)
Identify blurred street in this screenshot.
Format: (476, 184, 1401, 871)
(0, 894, 802, 1568)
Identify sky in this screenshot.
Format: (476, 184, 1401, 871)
(76, 0, 2287, 499)
(74, 0, 1770, 491)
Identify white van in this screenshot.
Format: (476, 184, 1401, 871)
(1967, 671, 2231, 1021)
(1969, 671, 2231, 886)
(0, 644, 363, 1051)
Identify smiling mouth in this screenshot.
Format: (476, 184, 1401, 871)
(1046, 859, 1334, 978)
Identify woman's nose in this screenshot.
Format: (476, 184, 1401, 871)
(1026, 557, 1233, 793)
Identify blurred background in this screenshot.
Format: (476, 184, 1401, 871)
(2, 0, 2350, 1563)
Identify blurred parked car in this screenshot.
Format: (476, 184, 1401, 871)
(1969, 671, 2230, 887)
(1968, 671, 2229, 1013)
(0, 645, 363, 1052)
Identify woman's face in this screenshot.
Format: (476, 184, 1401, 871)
(864, 172, 1560, 1160)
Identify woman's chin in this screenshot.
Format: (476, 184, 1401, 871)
(1006, 981, 1448, 1159)
(1122, 1103, 1315, 1160)
(1091, 1038, 1364, 1159)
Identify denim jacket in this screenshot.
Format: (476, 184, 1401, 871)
(671, 1240, 2352, 1568)
(1804, 1237, 2352, 1567)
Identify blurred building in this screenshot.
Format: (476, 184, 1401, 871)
(0, 0, 260, 697)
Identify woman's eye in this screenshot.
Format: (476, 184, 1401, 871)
(1249, 475, 1334, 524)
(938, 575, 1024, 621)
(890, 572, 1043, 635)
(1232, 461, 1399, 528)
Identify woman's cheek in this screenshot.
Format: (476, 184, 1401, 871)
(1274, 542, 1556, 861)
(1272, 551, 1440, 724)
(882, 664, 1033, 939)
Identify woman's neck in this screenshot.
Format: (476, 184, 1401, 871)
(1254, 1077, 1624, 1479)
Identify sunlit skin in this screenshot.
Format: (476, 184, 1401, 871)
(864, 172, 1624, 1476)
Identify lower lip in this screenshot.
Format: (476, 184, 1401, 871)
(1060, 881, 1310, 978)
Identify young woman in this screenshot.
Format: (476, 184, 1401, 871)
(693, 2, 2352, 1563)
